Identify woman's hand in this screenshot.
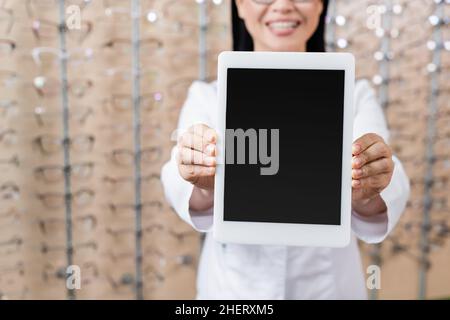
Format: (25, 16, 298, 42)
(351, 133, 394, 216)
(177, 124, 217, 191)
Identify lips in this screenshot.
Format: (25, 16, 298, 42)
(265, 20, 301, 36)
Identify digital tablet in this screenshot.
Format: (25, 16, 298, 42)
(213, 51, 354, 247)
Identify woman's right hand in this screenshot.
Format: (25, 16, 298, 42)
(177, 123, 217, 191)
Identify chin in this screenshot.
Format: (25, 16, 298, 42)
(268, 42, 304, 52)
(263, 33, 309, 52)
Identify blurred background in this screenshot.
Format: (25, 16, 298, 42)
(0, 0, 448, 300)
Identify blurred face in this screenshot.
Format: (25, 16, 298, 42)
(235, 0, 324, 52)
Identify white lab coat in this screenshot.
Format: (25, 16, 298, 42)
(161, 79, 410, 299)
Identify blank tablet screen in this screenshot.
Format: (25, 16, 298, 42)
(224, 68, 345, 225)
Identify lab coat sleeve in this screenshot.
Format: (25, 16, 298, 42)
(350, 80, 410, 244)
(161, 81, 214, 233)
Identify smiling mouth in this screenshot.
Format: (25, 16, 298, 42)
(266, 21, 301, 30)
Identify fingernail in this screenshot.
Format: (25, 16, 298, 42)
(353, 169, 362, 178)
(353, 157, 361, 167)
(352, 180, 361, 188)
(204, 156, 215, 166)
(352, 144, 361, 154)
(206, 131, 215, 142)
(205, 144, 215, 155)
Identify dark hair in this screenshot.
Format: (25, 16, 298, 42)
(232, 0, 329, 52)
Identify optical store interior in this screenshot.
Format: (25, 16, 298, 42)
(0, 0, 449, 300)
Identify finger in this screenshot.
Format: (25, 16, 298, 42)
(352, 141, 391, 169)
(188, 124, 217, 143)
(178, 132, 216, 155)
(352, 173, 391, 192)
(352, 157, 394, 179)
(178, 147, 215, 166)
(179, 164, 215, 183)
(352, 133, 382, 155)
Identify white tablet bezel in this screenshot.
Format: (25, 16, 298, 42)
(213, 51, 354, 247)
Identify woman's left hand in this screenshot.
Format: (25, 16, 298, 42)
(351, 133, 394, 208)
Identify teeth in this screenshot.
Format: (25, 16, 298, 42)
(269, 21, 299, 29)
